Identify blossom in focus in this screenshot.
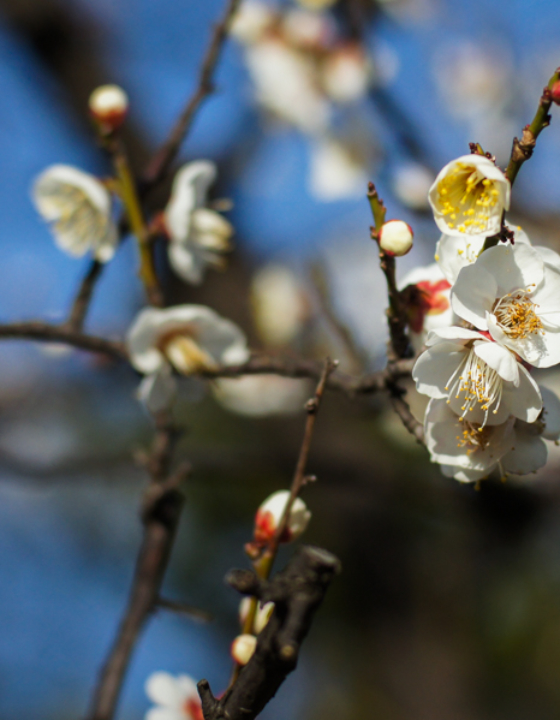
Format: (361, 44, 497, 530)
(378, 219, 414, 257)
(33, 165, 118, 262)
(88, 84, 129, 132)
(399, 264, 453, 348)
(425, 396, 559, 483)
(239, 597, 275, 634)
(231, 634, 258, 665)
(127, 305, 249, 412)
(428, 155, 510, 237)
(451, 242, 560, 367)
(413, 327, 542, 427)
(144, 671, 203, 720)
(435, 223, 529, 285)
(254, 490, 311, 545)
(163, 161, 233, 285)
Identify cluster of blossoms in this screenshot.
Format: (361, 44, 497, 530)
(403, 153, 560, 483)
(230, 0, 371, 200)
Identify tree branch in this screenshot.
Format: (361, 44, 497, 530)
(142, 0, 242, 188)
(199, 545, 341, 720)
(85, 415, 188, 720)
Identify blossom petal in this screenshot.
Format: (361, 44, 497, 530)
(435, 233, 485, 284)
(168, 243, 206, 285)
(145, 709, 179, 720)
(412, 342, 465, 399)
(500, 365, 542, 423)
(502, 427, 547, 475)
(127, 308, 168, 374)
(176, 674, 199, 699)
(535, 245, 560, 272)
(164, 161, 217, 242)
(539, 385, 560, 440)
(425, 326, 483, 345)
(440, 464, 488, 483)
(477, 243, 543, 296)
(137, 368, 177, 413)
(145, 672, 181, 707)
(451, 263, 497, 329)
(473, 340, 519, 383)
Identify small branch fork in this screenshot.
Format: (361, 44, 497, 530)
(198, 546, 341, 720)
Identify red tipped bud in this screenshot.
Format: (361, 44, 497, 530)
(253, 490, 311, 545)
(231, 634, 257, 665)
(378, 219, 414, 256)
(89, 85, 129, 133)
(550, 80, 560, 106)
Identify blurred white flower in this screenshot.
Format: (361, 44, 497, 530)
(231, 634, 258, 665)
(33, 165, 118, 262)
(451, 242, 560, 368)
(145, 671, 203, 720)
(254, 490, 311, 545)
(428, 155, 510, 237)
(308, 136, 367, 200)
(239, 597, 275, 634)
(230, 0, 276, 44)
(164, 161, 233, 285)
(321, 44, 370, 103)
(212, 374, 310, 417)
(245, 37, 331, 133)
(127, 305, 249, 412)
(391, 163, 434, 211)
(251, 264, 308, 347)
(282, 9, 334, 50)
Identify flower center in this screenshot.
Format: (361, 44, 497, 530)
(436, 162, 501, 234)
(493, 289, 544, 340)
(160, 330, 216, 375)
(456, 420, 492, 455)
(445, 346, 503, 425)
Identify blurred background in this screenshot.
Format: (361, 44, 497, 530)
(2, 0, 560, 718)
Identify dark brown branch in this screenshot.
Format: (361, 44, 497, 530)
(199, 546, 341, 720)
(387, 386, 424, 445)
(66, 260, 103, 331)
(86, 415, 188, 720)
(142, 0, 242, 188)
(0, 322, 126, 360)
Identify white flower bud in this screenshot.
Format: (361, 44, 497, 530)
(231, 634, 257, 665)
(254, 490, 311, 545)
(378, 219, 414, 256)
(239, 598, 275, 634)
(88, 85, 129, 131)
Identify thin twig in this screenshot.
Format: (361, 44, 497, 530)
(506, 67, 560, 186)
(86, 414, 188, 720)
(156, 597, 213, 623)
(66, 260, 103, 332)
(142, 0, 242, 188)
(0, 322, 126, 359)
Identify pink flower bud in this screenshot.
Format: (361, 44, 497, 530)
(231, 634, 257, 665)
(253, 490, 311, 545)
(89, 85, 129, 132)
(378, 219, 414, 256)
(551, 80, 560, 106)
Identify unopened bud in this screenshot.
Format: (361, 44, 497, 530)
(378, 219, 414, 256)
(89, 85, 129, 132)
(551, 80, 560, 106)
(231, 634, 257, 665)
(239, 598, 275, 634)
(254, 490, 311, 545)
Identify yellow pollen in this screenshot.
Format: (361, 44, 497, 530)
(493, 290, 544, 340)
(457, 420, 492, 455)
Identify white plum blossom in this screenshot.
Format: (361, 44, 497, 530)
(230, 0, 275, 44)
(212, 375, 310, 417)
(282, 8, 333, 49)
(127, 305, 249, 412)
(254, 490, 311, 545)
(164, 161, 233, 285)
(398, 263, 453, 347)
(413, 327, 542, 427)
(320, 44, 370, 103)
(424, 398, 550, 483)
(308, 136, 367, 200)
(428, 154, 510, 237)
(33, 165, 118, 262)
(435, 224, 530, 285)
(451, 242, 560, 368)
(145, 671, 203, 720)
